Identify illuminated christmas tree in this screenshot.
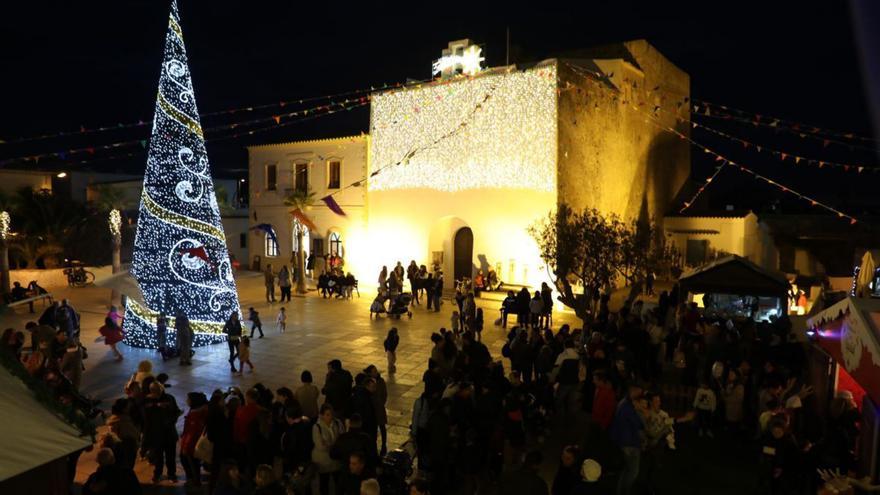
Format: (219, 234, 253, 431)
(123, 0, 240, 348)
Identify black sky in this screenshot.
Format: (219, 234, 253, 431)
(0, 1, 876, 214)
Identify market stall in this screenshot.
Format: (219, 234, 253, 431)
(678, 255, 790, 321)
(808, 296, 880, 481)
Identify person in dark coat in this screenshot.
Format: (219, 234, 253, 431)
(337, 452, 374, 495)
(281, 402, 314, 473)
(205, 390, 233, 493)
(427, 400, 454, 494)
(142, 382, 181, 483)
(432, 274, 443, 312)
(82, 448, 142, 495)
(223, 312, 242, 373)
(38, 301, 59, 329)
(515, 288, 531, 326)
(322, 359, 353, 416)
(552, 445, 582, 495)
(176, 310, 194, 365)
(350, 374, 378, 441)
(56, 299, 79, 340)
(331, 414, 378, 470)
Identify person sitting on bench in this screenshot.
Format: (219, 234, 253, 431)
(10, 281, 32, 312)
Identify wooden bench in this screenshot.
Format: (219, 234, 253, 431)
(8, 293, 54, 313)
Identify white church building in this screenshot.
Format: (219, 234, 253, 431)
(247, 39, 691, 290)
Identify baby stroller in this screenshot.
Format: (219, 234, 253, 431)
(389, 293, 413, 319)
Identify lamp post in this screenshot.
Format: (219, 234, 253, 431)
(0, 211, 10, 295)
(109, 209, 122, 302)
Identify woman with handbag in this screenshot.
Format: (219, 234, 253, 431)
(180, 392, 210, 488)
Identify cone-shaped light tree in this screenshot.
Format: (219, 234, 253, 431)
(123, 0, 240, 348)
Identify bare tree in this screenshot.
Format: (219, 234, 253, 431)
(530, 204, 678, 322)
(529, 205, 622, 324)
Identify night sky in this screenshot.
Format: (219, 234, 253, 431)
(0, 1, 876, 214)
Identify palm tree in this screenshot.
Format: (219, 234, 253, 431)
(9, 187, 80, 269)
(92, 184, 132, 302)
(283, 188, 315, 294)
(214, 183, 235, 216)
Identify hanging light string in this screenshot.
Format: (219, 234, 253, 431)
(0, 97, 370, 167)
(0, 79, 431, 146)
(319, 84, 501, 201)
(562, 62, 879, 174)
(562, 61, 861, 224)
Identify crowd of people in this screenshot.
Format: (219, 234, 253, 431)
(73, 358, 414, 495)
(2, 267, 874, 495)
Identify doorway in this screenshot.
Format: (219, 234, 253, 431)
(453, 227, 474, 283)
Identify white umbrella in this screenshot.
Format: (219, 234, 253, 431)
(93, 269, 144, 304)
(856, 250, 877, 297)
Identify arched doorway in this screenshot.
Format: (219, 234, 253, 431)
(453, 227, 473, 283)
(292, 219, 310, 257)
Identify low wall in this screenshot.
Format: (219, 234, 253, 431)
(9, 265, 115, 290)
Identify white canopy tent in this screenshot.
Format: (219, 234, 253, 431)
(0, 365, 91, 482)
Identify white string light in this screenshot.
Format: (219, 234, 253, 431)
(122, 0, 240, 349)
(0, 211, 10, 240)
(369, 65, 558, 192)
(109, 209, 122, 237)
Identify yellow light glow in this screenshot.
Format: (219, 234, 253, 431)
(432, 44, 485, 77)
(369, 65, 557, 192)
(56, 172, 68, 178)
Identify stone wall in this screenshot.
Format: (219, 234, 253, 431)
(9, 265, 114, 290)
(556, 40, 691, 225)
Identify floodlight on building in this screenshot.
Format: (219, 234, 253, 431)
(56, 172, 68, 178)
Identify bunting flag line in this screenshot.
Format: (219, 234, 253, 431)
(693, 106, 880, 154)
(289, 209, 318, 231)
(0, 78, 431, 147)
(0, 99, 370, 167)
(562, 62, 861, 224)
(692, 100, 880, 146)
(685, 119, 879, 173)
(320, 195, 346, 217)
(562, 61, 880, 157)
(643, 112, 861, 224)
(563, 62, 879, 175)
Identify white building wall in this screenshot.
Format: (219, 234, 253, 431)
(664, 213, 779, 271)
(247, 136, 368, 272)
(363, 64, 558, 290)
